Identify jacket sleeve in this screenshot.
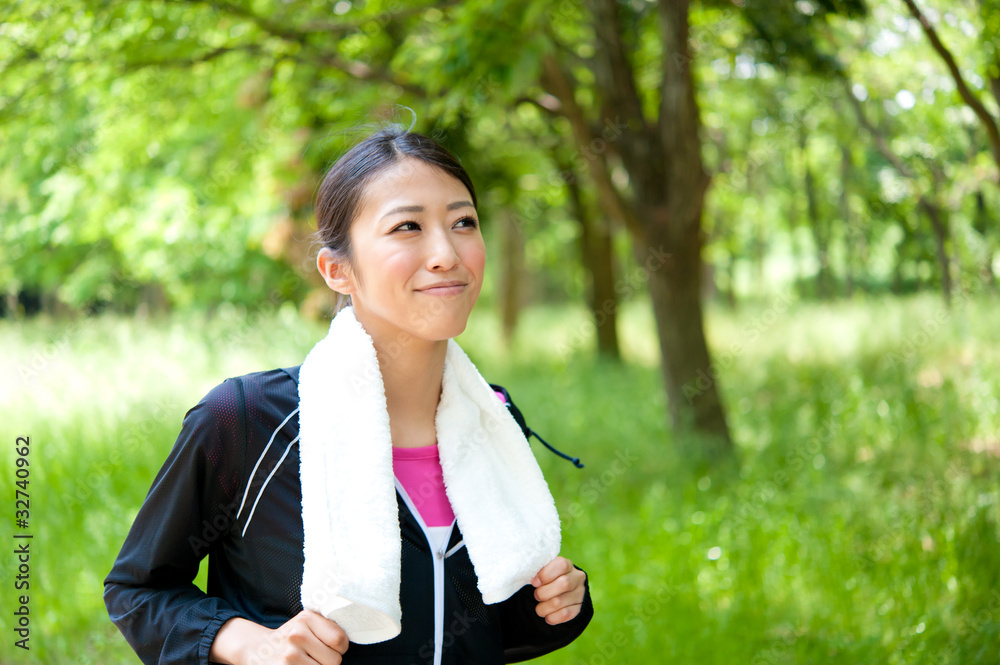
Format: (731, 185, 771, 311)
(491, 384, 594, 660)
(103, 378, 249, 665)
(499, 568, 594, 662)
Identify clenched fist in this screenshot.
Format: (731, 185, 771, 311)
(210, 610, 349, 664)
(531, 556, 587, 625)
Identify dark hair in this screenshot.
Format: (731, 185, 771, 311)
(314, 125, 478, 272)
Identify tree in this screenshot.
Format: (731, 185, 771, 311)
(8, 0, 995, 452)
(901, 0, 1000, 183)
(527, 0, 733, 452)
(3, 0, 738, 452)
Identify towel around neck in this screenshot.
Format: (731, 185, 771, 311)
(296, 305, 562, 644)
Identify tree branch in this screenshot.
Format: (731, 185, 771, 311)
(586, 0, 648, 134)
(901, 0, 1000, 181)
(539, 53, 643, 240)
(838, 68, 953, 293)
(168, 0, 315, 44)
(0, 77, 46, 123)
(837, 76, 915, 179)
(159, 0, 431, 96)
(295, 0, 464, 34)
(513, 94, 562, 116)
(122, 44, 262, 70)
(310, 53, 427, 98)
(990, 71, 1000, 117)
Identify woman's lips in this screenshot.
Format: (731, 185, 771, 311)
(417, 284, 467, 296)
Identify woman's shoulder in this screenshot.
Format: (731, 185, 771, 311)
(189, 365, 301, 421)
(226, 364, 301, 390)
(173, 366, 302, 463)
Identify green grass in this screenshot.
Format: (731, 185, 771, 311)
(2, 293, 999, 664)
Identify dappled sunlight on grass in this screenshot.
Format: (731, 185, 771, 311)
(2, 293, 998, 663)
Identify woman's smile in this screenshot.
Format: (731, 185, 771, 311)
(416, 280, 467, 296)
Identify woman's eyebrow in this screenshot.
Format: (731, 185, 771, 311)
(379, 200, 475, 220)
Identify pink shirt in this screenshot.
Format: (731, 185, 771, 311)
(392, 443, 455, 527)
(392, 392, 506, 528)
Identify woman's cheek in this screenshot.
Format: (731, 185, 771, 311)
(467, 242, 487, 277)
(381, 251, 420, 280)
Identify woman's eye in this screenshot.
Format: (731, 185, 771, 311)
(392, 217, 477, 233)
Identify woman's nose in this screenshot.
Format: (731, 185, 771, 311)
(425, 228, 461, 271)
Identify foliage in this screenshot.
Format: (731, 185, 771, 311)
(698, 0, 999, 300)
(1, 0, 997, 315)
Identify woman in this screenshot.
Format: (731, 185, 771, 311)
(104, 126, 593, 665)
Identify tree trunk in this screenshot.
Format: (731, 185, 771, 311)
(708, 129, 737, 308)
(643, 0, 731, 453)
(974, 190, 997, 290)
(801, 128, 832, 298)
(725, 249, 738, 309)
(747, 162, 766, 292)
(701, 258, 717, 301)
(2, 292, 17, 319)
(788, 169, 806, 291)
(640, 226, 731, 458)
(137, 282, 169, 317)
(588, 220, 621, 359)
(563, 172, 621, 360)
(920, 197, 953, 307)
(841, 146, 855, 296)
(499, 208, 524, 345)
(540, 0, 733, 453)
(892, 218, 910, 294)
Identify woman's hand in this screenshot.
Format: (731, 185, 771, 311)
(209, 610, 349, 664)
(531, 556, 587, 625)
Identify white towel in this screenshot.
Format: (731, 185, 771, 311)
(297, 305, 561, 644)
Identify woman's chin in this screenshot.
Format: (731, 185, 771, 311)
(420, 318, 471, 342)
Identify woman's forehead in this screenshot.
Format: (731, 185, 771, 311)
(359, 159, 474, 218)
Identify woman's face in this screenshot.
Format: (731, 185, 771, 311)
(330, 157, 486, 347)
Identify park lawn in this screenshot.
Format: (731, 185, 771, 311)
(1, 292, 998, 664)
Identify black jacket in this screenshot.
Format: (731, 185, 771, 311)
(103, 366, 593, 665)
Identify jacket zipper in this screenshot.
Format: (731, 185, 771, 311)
(395, 479, 458, 665)
(432, 537, 446, 665)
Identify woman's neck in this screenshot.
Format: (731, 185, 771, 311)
(374, 335, 448, 448)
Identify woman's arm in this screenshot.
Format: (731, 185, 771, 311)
(210, 618, 270, 664)
(103, 379, 249, 665)
(499, 557, 594, 663)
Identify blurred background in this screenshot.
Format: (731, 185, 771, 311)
(2, 0, 1000, 662)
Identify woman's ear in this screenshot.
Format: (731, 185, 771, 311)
(317, 247, 355, 294)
